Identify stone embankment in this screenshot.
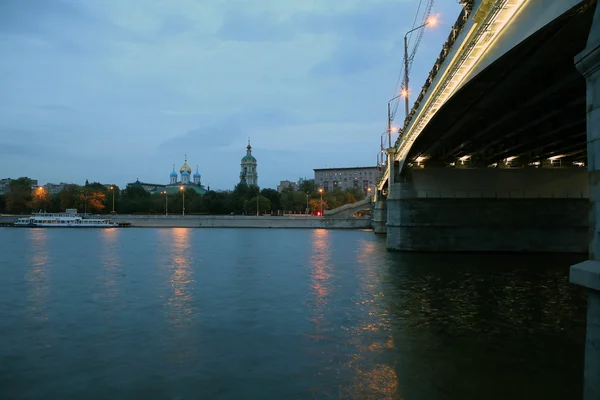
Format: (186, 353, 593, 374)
(0, 214, 372, 229)
(112, 215, 371, 229)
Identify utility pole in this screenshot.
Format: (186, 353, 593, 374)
(306, 192, 309, 215)
(404, 34, 410, 120)
(110, 186, 115, 213)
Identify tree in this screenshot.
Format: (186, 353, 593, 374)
(32, 187, 52, 211)
(260, 188, 281, 210)
(280, 190, 307, 213)
(85, 191, 106, 213)
(346, 187, 366, 202)
(60, 184, 80, 210)
(203, 190, 232, 215)
(5, 178, 33, 214)
(0, 194, 5, 213)
(298, 179, 318, 193)
(244, 196, 271, 215)
(309, 198, 327, 213)
(323, 188, 356, 209)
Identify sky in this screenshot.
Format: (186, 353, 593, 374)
(0, 0, 463, 190)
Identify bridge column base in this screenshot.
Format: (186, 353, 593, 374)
(372, 197, 387, 234)
(385, 183, 587, 253)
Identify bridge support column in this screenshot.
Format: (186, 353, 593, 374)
(372, 191, 387, 234)
(573, 8, 600, 398)
(386, 181, 417, 250)
(385, 168, 588, 252)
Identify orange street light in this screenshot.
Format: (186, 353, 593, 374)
(109, 186, 115, 213)
(180, 186, 185, 216)
(161, 190, 168, 215)
(318, 188, 324, 216)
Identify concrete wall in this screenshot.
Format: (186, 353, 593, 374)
(387, 197, 588, 252)
(406, 167, 588, 198)
(385, 168, 589, 252)
(0, 215, 372, 229)
(111, 215, 372, 229)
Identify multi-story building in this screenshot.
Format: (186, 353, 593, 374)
(0, 179, 10, 195)
(314, 166, 378, 193)
(44, 182, 74, 194)
(277, 180, 298, 192)
(0, 177, 38, 194)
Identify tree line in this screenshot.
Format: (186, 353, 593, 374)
(0, 178, 366, 215)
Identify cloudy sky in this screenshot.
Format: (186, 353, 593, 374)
(0, 0, 462, 190)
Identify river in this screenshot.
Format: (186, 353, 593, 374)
(0, 228, 587, 399)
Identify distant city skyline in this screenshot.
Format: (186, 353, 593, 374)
(0, 0, 463, 189)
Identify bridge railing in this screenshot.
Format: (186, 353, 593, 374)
(394, 1, 475, 148)
(407, 190, 589, 199)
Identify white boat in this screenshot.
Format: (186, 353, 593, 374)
(14, 208, 119, 228)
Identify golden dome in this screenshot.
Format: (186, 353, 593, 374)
(180, 156, 192, 174)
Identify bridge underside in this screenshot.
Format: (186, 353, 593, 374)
(405, 2, 593, 169)
(380, 1, 596, 253)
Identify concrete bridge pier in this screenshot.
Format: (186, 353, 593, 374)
(384, 167, 588, 252)
(372, 190, 387, 234)
(572, 6, 600, 398)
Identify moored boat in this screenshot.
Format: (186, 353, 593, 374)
(14, 209, 120, 228)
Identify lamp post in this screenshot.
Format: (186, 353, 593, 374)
(162, 191, 168, 216)
(403, 17, 437, 119)
(256, 195, 259, 216)
(36, 187, 44, 212)
(318, 188, 323, 216)
(110, 186, 115, 213)
(387, 94, 404, 148)
(180, 186, 185, 216)
(306, 192, 309, 215)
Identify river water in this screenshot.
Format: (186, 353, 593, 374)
(0, 228, 587, 399)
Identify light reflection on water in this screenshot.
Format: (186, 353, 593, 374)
(344, 238, 399, 400)
(0, 229, 587, 400)
(308, 229, 332, 331)
(99, 228, 120, 299)
(165, 228, 195, 328)
(26, 228, 50, 322)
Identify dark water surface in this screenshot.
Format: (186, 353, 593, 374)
(0, 228, 587, 399)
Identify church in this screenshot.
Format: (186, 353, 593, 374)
(239, 140, 258, 186)
(127, 155, 207, 194)
(165, 156, 206, 194)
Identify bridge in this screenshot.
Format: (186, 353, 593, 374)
(374, 0, 596, 253)
(373, 2, 600, 393)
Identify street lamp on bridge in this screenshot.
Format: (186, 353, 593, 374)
(403, 16, 438, 120)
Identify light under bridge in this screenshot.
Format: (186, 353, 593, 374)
(373, 0, 596, 254)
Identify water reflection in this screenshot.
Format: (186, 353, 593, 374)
(165, 228, 195, 329)
(308, 229, 332, 332)
(343, 239, 399, 400)
(99, 228, 120, 299)
(383, 253, 587, 400)
(26, 229, 50, 322)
